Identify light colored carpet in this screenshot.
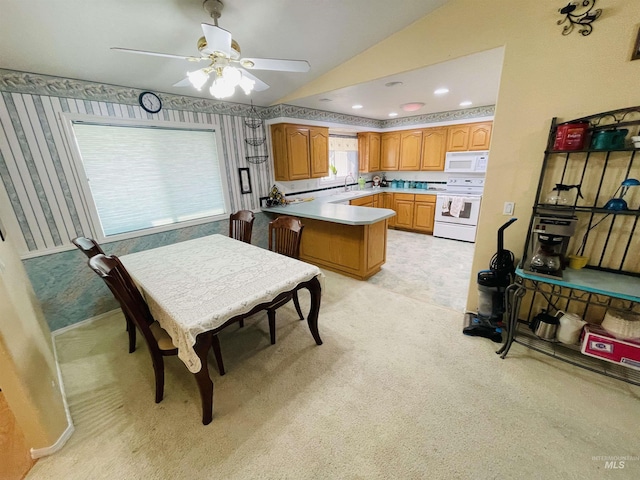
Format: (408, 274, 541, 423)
(27, 265, 640, 479)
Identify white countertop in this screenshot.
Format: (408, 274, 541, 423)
(261, 187, 440, 226)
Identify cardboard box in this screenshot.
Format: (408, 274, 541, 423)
(581, 325, 640, 371)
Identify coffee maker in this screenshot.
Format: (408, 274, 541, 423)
(523, 215, 577, 278)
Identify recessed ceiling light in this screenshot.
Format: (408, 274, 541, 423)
(434, 88, 449, 95)
(388, 112, 398, 117)
(460, 101, 473, 107)
(352, 104, 363, 109)
(385, 81, 403, 87)
(400, 102, 425, 112)
(319, 98, 332, 102)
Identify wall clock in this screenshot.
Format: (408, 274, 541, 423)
(138, 91, 162, 114)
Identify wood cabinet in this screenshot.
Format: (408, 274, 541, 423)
(399, 130, 423, 170)
(420, 127, 447, 171)
(413, 196, 436, 233)
(358, 132, 381, 173)
(393, 193, 415, 229)
(271, 123, 329, 181)
(389, 193, 436, 234)
(382, 192, 395, 227)
(381, 132, 400, 170)
(350, 195, 374, 207)
(298, 217, 388, 280)
(446, 122, 492, 151)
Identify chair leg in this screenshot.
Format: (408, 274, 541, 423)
(293, 291, 304, 320)
(152, 354, 165, 403)
(211, 334, 225, 376)
(268, 309, 276, 345)
(126, 315, 136, 353)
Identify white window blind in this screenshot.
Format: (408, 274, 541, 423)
(71, 123, 226, 237)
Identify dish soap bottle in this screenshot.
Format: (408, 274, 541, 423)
(358, 176, 366, 190)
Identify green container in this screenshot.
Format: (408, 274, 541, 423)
(591, 129, 628, 150)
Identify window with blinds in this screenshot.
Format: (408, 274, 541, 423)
(71, 122, 228, 238)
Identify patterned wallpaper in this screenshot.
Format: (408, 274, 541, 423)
(0, 68, 494, 330)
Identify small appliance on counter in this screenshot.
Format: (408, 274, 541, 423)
(372, 175, 381, 188)
(522, 214, 577, 278)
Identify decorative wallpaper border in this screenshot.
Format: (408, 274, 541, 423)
(0, 69, 494, 128)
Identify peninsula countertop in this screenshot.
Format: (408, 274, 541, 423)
(260, 187, 440, 226)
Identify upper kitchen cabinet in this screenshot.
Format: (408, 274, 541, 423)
(271, 123, 329, 181)
(446, 122, 493, 152)
(381, 132, 401, 170)
(420, 127, 447, 171)
(358, 132, 381, 173)
(399, 130, 423, 171)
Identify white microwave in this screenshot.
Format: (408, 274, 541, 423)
(444, 151, 489, 173)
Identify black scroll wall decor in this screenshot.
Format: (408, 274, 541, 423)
(557, 0, 602, 36)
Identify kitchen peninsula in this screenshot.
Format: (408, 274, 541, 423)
(262, 191, 395, 280)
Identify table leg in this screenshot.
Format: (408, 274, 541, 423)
(193, 332, 214, 425)
(304, 276, 323, 345)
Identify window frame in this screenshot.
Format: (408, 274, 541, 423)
(61, 113, 231, 243)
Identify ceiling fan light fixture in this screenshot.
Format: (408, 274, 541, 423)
(222, 66, 242, 86)
(238, 75, 255, 95)
(187, 69, 209, 90)
(209, 76, 234, 99)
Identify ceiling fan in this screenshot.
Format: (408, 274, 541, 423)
(111, 0, 310, 99)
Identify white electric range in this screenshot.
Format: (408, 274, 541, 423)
(433, 177, 485, 242)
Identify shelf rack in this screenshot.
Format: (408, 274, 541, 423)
(499, 106, 640, 386)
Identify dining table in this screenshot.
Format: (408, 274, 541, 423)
(119, 234, 324, 424)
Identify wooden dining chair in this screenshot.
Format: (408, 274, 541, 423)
(229, 210, 255, 244)
(72, 236, 136, 353)
(89, 254, 226, 403)
(266, 216, 305, 345)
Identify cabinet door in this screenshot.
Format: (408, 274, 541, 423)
(447, 125, 470, 151)
(372, 194, 379, 208)
(358, 132, 382, 173)
(285, 126, 311, 180)
(413, 198, 436, 233)
(393, 194, 415, 229)
(469, 122, 492, 150)
(309, 127, 329, 178)
(271, 124, 289, 181)
(399, 130, 423, 171)
(383, 193, 395, 227)
(369, 133, 381, 171)
(420, 128, 447, 171)
(381, 132, 400, 170)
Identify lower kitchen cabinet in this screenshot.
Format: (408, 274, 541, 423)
(393, 193, 415, 229)
(390, 193, 436, 234)
(413, 197, 436, 233)
(350, 195, 374, 207)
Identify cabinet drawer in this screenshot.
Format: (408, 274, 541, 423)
(394, 193, 415, 202)
(350, 195, 374, 207)
(415, 194, 436, 204)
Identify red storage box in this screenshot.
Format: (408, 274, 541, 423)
(553, 122, 590, 150)
(581, 325, 640, 371)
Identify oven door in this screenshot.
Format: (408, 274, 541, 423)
(435, 195, 482, 226)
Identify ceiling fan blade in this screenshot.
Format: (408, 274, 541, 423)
(173, 77, 192, 87)
(239, 69, 269, 91)
(111, 47, 205, 62)
(201, 23, 232, 57)
(239, 57, 310, 72)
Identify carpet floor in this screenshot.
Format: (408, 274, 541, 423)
(26, 232, 640, 479)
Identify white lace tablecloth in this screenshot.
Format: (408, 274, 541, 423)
(120, 234, 323, 373)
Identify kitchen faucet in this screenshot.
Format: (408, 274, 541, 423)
(344, 172, 355, 192)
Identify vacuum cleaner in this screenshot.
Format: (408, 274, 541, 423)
(463, 217, 517, 343)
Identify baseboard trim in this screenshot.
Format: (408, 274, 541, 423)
(51, 308, 121, 337)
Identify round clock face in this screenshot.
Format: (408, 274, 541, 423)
(139, 91, 162, 114)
